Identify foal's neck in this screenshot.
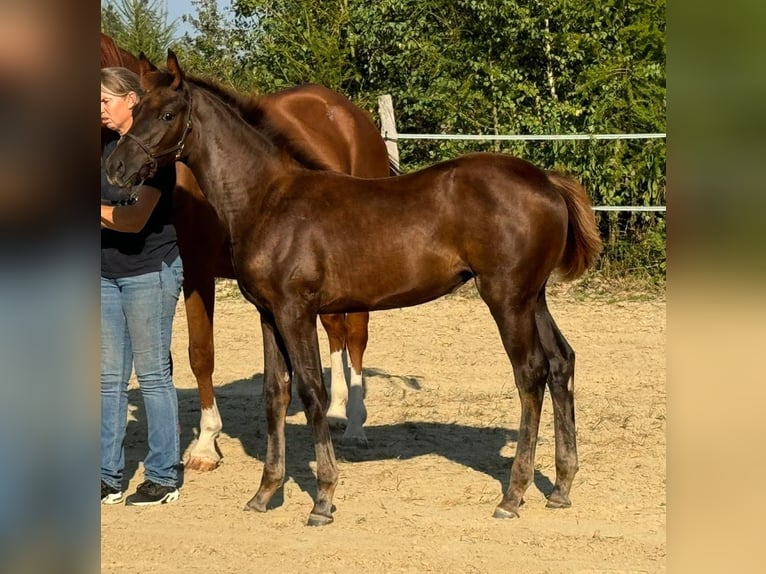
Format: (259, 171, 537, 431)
(185, 85, 282, 239)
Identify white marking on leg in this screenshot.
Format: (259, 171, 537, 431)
(343, 366, 368, 445)
(567, 376, 574, 393)
(186, 399, 223, 467)
(326, 350, 348, 424)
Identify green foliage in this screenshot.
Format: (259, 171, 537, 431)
(227, 1, 365, 96)
(597, 213, 666, 285)
(174, 0, 250, 90)
(100, 0, 178, 64)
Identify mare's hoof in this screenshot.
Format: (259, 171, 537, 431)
(184, 456, 222, 472)
(307, 512, 334, 527)
(339, 431, 369, 448)
(326, 415, 348, 430)
(492, 506, 520, 519)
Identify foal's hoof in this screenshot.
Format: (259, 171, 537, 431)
(492, 506, 520, 520)
(545, 492, 572, 509)
(307, 512, 334, 527)
(243, 497, 267, 513)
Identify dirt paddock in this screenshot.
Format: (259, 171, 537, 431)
(101, 282, 666, 573)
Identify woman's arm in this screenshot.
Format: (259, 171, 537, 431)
(100, 186, 161, 233)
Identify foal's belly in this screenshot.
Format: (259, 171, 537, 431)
(317, 251, 474, 313)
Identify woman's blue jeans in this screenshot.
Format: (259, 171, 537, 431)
(101, 256, 183, 489)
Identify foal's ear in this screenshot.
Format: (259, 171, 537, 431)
(166, 49, 185, 90)
(138, 53, 158, 90)
(138, 52, 158, 76)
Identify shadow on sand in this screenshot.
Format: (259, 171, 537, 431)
(124, 367, 554, 505)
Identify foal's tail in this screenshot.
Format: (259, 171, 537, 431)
(546, 171, 603, 281)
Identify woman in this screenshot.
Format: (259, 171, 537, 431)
(100, 67, 183, 506)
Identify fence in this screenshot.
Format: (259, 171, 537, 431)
(377, 94, 666, 214)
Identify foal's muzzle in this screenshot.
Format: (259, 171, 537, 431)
(119, 116, 191, 180)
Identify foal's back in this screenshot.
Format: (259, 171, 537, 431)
(241, 153, 569, 313)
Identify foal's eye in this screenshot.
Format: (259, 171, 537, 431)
(161, 112, 176, 121)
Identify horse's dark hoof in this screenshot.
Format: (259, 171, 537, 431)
(545, 495, 572, 509)
(492, 506, 520, 519)
(244, 498, 267, 513)
(307, 512, 334, 526)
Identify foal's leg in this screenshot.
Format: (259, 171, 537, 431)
(245, 313, 292, 513)
(479, 284, 549, 519)
(342, 312, 369, 446)
(535, 292, 578, 509)
(182, 271, 224, 471)
(319, 313, 350, 428)
(276, 306, 339, 526)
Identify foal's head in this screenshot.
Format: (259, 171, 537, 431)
(105, 51, 192, 187)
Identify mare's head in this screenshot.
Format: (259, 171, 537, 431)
(101, 33, 140, 150)
(100, 32, 140, 71)
(105, 50, 192, 187)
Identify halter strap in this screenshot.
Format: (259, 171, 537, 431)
(120, 88, 193, 176)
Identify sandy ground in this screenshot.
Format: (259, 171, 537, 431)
(101, 282, 666, 573)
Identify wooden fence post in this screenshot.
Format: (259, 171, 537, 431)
(378, 94, 400, 171)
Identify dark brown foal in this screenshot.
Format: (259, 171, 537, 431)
(106, 51, 602, 526)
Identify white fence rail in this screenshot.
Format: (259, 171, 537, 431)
(593, 206, 665, 212)
(377, 95, 666, 213)
(388, 132, 666, 141)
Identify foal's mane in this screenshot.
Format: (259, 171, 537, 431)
(186, 75, 334, 172)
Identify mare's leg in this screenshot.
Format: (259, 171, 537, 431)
(342, 312, 369, 446)
(182, 270, 224, 471)
(174, 174, 226, 472)
(319, 313, 350, 428)
(478, 280, 549, 519)
(535, 292, 578, 508)
(245, 312, 292, 512)
(276, 305, 338, 526)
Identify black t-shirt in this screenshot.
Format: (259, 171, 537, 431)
(101, 139, 179, 278)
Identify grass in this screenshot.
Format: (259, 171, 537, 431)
(449, 271, 665, 304)
(547, 271, 665, 303)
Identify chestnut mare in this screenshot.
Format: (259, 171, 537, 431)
(107, 52, 603, 526)
(100, 34, 391, 469)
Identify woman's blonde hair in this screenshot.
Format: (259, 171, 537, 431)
(100, 67, 144, 99)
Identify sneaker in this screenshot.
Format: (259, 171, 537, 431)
(101, 480, 124, 505)
(125, 480, 179, 506)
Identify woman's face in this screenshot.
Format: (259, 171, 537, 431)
(100, 88, 137, 135)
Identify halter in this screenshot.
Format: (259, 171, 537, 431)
(121, 87, 193, 176)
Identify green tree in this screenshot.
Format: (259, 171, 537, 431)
(177, 0, 249, 88)
(101, 0, 179, 64)
(229, 0, 363, 95)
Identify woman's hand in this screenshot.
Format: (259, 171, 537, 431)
(100, 186, 161, 233)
